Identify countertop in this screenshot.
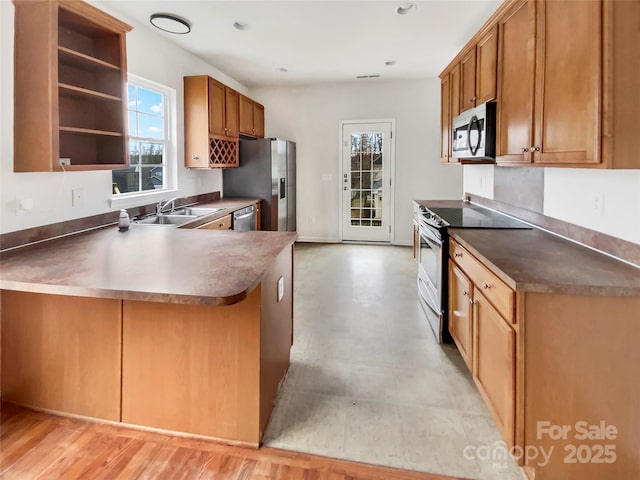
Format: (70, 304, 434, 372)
(415, 200, 640, 296)
(0, 213, 296, 306)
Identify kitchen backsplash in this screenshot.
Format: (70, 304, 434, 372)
(494, 166, 544, 213)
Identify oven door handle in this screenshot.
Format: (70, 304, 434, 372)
(419, 222, 443, 246)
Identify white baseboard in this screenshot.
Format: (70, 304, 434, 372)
(392, 240, 413, 247)
(296, 236, 340, 243)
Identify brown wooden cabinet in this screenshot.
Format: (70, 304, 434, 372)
(184, 75, 239, 168)
(531, 0, 600, 165)
(496, 0, 534, 164)
(495, 0, 638, 168)
(442, 0, 639, 169)
(448, 261, 473, 369)
(439, 64, 461, 164)
(450, 238, 516, 448)
(460, 49, 477, 112)
(207, 79, 239, 139)
(196, 213, 232, 230)
(13, 0, 132, 172)
(239, 94, 265, 138)
(459, 25, 498, 113)
(473, 290, 515, 447)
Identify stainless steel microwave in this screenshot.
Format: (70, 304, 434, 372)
(452, 102, 496, 160)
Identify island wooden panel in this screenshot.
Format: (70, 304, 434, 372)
(121, 288, 262, 445)
(0, 290, 121, 421)
(259, 246, 293, 439)
(523, 293, 640, 480)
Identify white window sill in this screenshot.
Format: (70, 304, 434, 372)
(109, 189, 183, 210)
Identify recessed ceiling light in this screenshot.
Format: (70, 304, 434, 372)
(277, 67, 288, 73)
(150, 13, 191, 34)
(357, 74, 381, 79)
(233, 21, 248, 30)
(395, 3, 417, 15)
(385, 60, 396, 66)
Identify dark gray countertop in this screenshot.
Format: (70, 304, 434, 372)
(414, 200, 640, 296)
(0, 225, 296, 306)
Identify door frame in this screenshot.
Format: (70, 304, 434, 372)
(338, 118, 396, 243)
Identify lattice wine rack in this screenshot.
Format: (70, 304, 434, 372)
(209, 138, 238, 167)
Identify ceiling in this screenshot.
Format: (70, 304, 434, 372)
(103, 1, 502, 88)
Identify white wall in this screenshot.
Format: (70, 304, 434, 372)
(463, 166, 640, 245)
(250, 80, 463, 244)
(0, 1, 248, 234)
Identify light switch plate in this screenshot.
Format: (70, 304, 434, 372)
(277, 276, 284, 302)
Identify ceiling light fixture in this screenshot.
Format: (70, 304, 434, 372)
(150, 13, 191, 34)
(385, 60, 396, 66)
(395, 3, 417, 15)
(233, 21, 248, 31)
(277, 67, 289, 73)
(357, 74, 381, 79)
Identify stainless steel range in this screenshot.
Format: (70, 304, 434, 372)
(416, 202, 531, 344)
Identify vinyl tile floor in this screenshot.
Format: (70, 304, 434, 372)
(263, 243, 525, 480)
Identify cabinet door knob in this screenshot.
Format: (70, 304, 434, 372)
(192, 154, 199, 160)
(463, 291, 469, 297)
(454, 252, 462, 258)
(482, 282, 490, 289)
(469, 299, 477, 305)
(521, 147, 529, 153)
(531, 146, 540, 152)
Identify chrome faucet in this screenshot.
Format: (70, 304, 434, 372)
(156, 196, 185, 215)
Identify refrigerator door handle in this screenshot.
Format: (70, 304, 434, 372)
(279, 178, 286, 199)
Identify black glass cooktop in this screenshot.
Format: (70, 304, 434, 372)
(429, 207, 532, 229)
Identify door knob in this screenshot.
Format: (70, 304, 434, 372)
(521, 147, 529, 153)
(531, 146, 540, 152)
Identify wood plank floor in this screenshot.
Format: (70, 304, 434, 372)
(0, 403, 468, 480)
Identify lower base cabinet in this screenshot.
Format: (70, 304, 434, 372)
(473, 290, 515, 447)
(448, 261, 473, 370)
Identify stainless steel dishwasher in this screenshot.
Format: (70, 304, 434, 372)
(233, 204, 257, 231)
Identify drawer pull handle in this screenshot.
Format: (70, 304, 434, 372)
(482, 282, 490, 289)
(454, 253, 462, 258)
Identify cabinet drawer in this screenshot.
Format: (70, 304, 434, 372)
(450, 239, 514, 321)
(197, 214, 232, 230)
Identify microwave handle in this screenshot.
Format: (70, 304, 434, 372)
(468, 115, 481, 155)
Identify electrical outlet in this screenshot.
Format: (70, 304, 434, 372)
(15, 195, 34, 215)
(59, 158, 70, 167)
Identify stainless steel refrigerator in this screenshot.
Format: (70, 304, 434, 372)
(223, 138, 296, 231)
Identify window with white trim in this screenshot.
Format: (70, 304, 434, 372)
(112, 78, 172, 195)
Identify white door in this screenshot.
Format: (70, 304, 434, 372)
(341, 122, 392, 242)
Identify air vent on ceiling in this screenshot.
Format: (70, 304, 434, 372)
(357, 74, 381, 79)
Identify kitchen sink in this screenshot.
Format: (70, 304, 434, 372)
(173, 207, 223, 216)
(134, 214, 198, 226)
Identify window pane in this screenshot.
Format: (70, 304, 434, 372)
(112, 167, 140, 194)
(141, 166, 163, 191)
(137, 113, 163, 139)
(140, 142, 163, 164)
(137, 87, 163, 116)
(127, 84, 137, 109)
(128, 111, 137, 137)
(129, 141, 140, 165)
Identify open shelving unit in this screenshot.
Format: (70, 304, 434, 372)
(13, 0, 132, 172)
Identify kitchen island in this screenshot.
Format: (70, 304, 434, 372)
(0, 225, 296, 447)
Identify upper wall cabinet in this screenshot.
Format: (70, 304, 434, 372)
(239, 95, 265, 138)
(441, 0, 639, 169)
(13, 0, 132, 172)
(498, 0, 638, 168)
(184, 75, 240, 169)
(440, 63, 461, 163)
(460, 25, 498, 113)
